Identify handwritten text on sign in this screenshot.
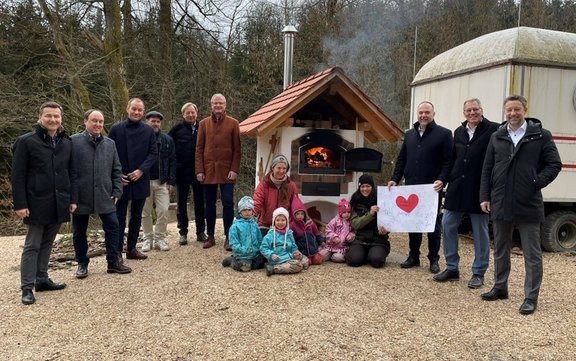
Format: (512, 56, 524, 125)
(377, 184, 439, 233)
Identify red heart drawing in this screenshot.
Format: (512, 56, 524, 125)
(396, 194, 419, 213)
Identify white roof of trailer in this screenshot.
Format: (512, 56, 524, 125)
(412, 27, 576, 85)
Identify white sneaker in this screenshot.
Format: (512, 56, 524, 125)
(156, 239, 170, 251)
(142, 239, 152, 252)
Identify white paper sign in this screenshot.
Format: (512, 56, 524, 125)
(377, 184, 439, 233)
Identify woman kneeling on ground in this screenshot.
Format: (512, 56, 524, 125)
(345, 174, 390, 268)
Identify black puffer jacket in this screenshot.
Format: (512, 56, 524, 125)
(479, 118, 562, 222)
(11, 124, 73, 225)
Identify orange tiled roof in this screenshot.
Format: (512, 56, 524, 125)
(239, 66, 403, 142)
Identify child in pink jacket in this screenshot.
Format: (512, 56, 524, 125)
(320, 199, 355, 262)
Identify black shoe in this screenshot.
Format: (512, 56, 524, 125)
(222, 256, 233, 267)
(266, 264, 274, 277)
(35, 278, 66, 292)
(400, 256, 420, 269)
(433, 269, 459, 282)
(519, 298, 537, 315)
(481, 288, 509, 301)
(429, 261, 440, 274)
(75, 264, 88, 279)
(467, 275, 484, 289)
(179, 235, 188, 245)
(107, 262, 132, 274)
(21, 289, 35, 305)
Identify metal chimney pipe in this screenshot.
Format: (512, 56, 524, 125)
(282, 25, 297, 89)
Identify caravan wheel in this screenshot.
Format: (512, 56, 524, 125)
(541, 210, 576, 252)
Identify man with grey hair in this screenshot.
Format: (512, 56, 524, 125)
(71, 109, 131, 279)
(480, 94, 561, 315)
(433, 98, 498, 288)
(196, 94, 241, 250)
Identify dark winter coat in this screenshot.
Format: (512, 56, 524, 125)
(479, 118, 561, 223)
(168, 119, 199, 182)
(444, 117, 499, 214)
(70, 131, 123, 215)
(391, 120, 453, 185)
(349, 191, 390, 252)
(108, 119, 157, 200)
(11, 124, 73, 225)
(154, 132, 177, 186)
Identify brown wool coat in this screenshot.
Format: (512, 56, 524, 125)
(195, 113, 241, 184)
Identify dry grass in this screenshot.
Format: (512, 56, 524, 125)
(1, 220, 575, 361)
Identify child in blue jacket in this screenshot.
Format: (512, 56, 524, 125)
(260, 207, 308, 276)
(222, 196, 265, 272)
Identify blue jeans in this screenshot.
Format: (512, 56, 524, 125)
(115, 198, 146, 252)
(73, 212, 119, 265)
(204, 183, 234, 237)
(441, 209, 490, 276)
(175, 178, 206, 236)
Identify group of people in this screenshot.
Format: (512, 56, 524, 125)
(12, 94, 241, 305)
(387, 96, 561, 315)
(12, 94, 562, 316)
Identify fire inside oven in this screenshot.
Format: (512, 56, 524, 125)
(304, 147, 341, 170)
(298, 131, 347, 175)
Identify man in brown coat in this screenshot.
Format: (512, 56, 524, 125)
(196, 94, 241, 249)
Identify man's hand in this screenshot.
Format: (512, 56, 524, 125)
(127, 169, 143, 182)
(480, 201, 491, 214)
(15, 208, 29, 218)
(197, 173, 205, 183)
(167, 185, 174, 193)
(387, 181, 396, 190)
(121, 175, 130, 186)
(433, 180, 444, 192)
(227, 171, 237, 181)
(69, 204, 77, 213)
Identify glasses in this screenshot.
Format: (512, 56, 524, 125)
(464, 108, 482, 113)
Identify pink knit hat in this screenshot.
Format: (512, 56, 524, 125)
(338, 198, 351, 216)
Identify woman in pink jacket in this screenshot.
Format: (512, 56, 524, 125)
(253, 154, 299, 236)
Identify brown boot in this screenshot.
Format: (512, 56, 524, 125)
(203, 236, 215, 249)
(126, 248, 148, 260)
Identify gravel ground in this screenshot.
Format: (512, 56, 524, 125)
(1, 219, 575, 361)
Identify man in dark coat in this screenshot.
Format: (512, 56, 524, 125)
(70, 109, 132, 279)
(108, 98, 157, 261)
(433, 98, 498, 288)
(388, 101, 453, 274)
(479, 95, 561, 315)
(11, 101, 75, 305)
(168, 103, 207, 245)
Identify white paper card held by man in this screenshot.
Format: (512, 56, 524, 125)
(377, 184, 439, 233)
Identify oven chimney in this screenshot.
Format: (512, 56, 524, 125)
(282, 25, 297, 89)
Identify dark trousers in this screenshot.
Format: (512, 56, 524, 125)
(72, 212, 119, 265)
(492, 221, 542, 300)
(345, 243, 388, 268)
(21, 223, 61, 290)
(204, 183, 234, 238)
(116, 198, 146, 252)
(175, 178, 206, 236)
(408, 213, 442, 262)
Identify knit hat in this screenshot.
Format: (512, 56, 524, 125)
(290, 195, 306, 218)
(237, 196, 254, 212)
(358, 174, 375, 188)
(272, 207, 289, 225)
(145, 110, 164, 120)
(338, 198, 351, 215)
(270, 154, 290, 172)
